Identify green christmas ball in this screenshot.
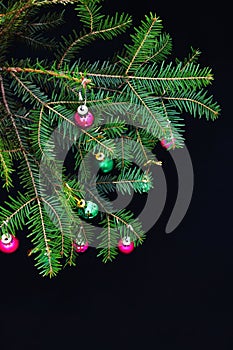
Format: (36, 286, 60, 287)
(99, 158, 114, 173)
(139, 176, 151, 193)
(140, 182, 151, 193)
(78, 200, 99, 219)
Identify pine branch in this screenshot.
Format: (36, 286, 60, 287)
(96, 168, 153, 196)
(162, 89, 220, 121)
(0, 73, 62, 276)
(57, 9, 132, 67)
(96, 214, 118, 262)
(0, 1, 221, 277)
(121, 13, 162, 74)
(16, 32, 57, 50)
(28, 10, 65, 31)
(0, 195, 37, 234)
(0, 148, 14, 189)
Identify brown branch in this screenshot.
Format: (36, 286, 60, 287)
(2, 66, 83, 84)
(0, 74, 11, 114)
(0, 73, 54, 276)
(0, 1, 33, 37)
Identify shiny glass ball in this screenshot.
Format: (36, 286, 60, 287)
(73, 240, 88, 253)
(0, 233, 19, 253)
(160, 138, 175, 149)
(99, 158, 114, 173)
(74, 111, 94, 128)
(78, 201, 99, 219)
(139, 176, 151, 193)
(118, 238, 134, 254)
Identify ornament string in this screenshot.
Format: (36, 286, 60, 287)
(63, 182, 86, 208)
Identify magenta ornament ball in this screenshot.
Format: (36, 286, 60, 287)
(160, 138, 175, 149)
(118, 238, 134, 254)
(73, 111, 94, 128)
(73, 241, 89, 253)
(0, 234, 19, 253)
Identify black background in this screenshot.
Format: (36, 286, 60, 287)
(0, 1, 232, 349)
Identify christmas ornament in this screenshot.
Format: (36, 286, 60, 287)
(160, 138, 175, 149)
(95, 152, 114, 173)
(73, 240, 88, 253)
(74, 105, 94, 128)
(99, 158, 114, 173)
(139, 175, 151, 193)
(78, 200, 99, 219)
(0, 233, 19, 253)
(118, 237, 134, 254)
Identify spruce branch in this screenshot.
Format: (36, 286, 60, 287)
(57, 3, 132, 67)
(161, 90, 220, 120)
(0, 0, 221, 277)
(0, 148, 14, 189)
(1, 72, 60, 276)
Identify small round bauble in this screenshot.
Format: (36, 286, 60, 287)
(139, 176, 151, 193)
(118, 237, 134, 254)
(99, 158, 114, 173)
(0, 233, 19, 253)
(74, 110, 94, 128)
(78, 201, 99, 220)
(160, 138, 175, 149)
(73, 240, 89, 253)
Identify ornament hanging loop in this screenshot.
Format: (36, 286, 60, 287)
(76, 198, 86, 208)
(122, 236, 131, 246)
(78, 79, 88, 115)
(1, 233, 12, 244)
(95, 152, 105, 161)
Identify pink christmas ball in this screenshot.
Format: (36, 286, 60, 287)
(0, 234, 19, 253)
(73, 241, 89, 253)
(118, 238, 134, 254)
(74, 111, 94, 128)
(160, 138, 175, 149)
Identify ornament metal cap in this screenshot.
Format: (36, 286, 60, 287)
(1, 233, 12, 244)
(77, 105, 88, 116)
(122, 236, 131, 246)
(95, 152, 105, 161)
(76, 199, 86, 208)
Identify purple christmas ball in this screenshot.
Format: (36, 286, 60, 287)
(73, 111, 95, 128)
